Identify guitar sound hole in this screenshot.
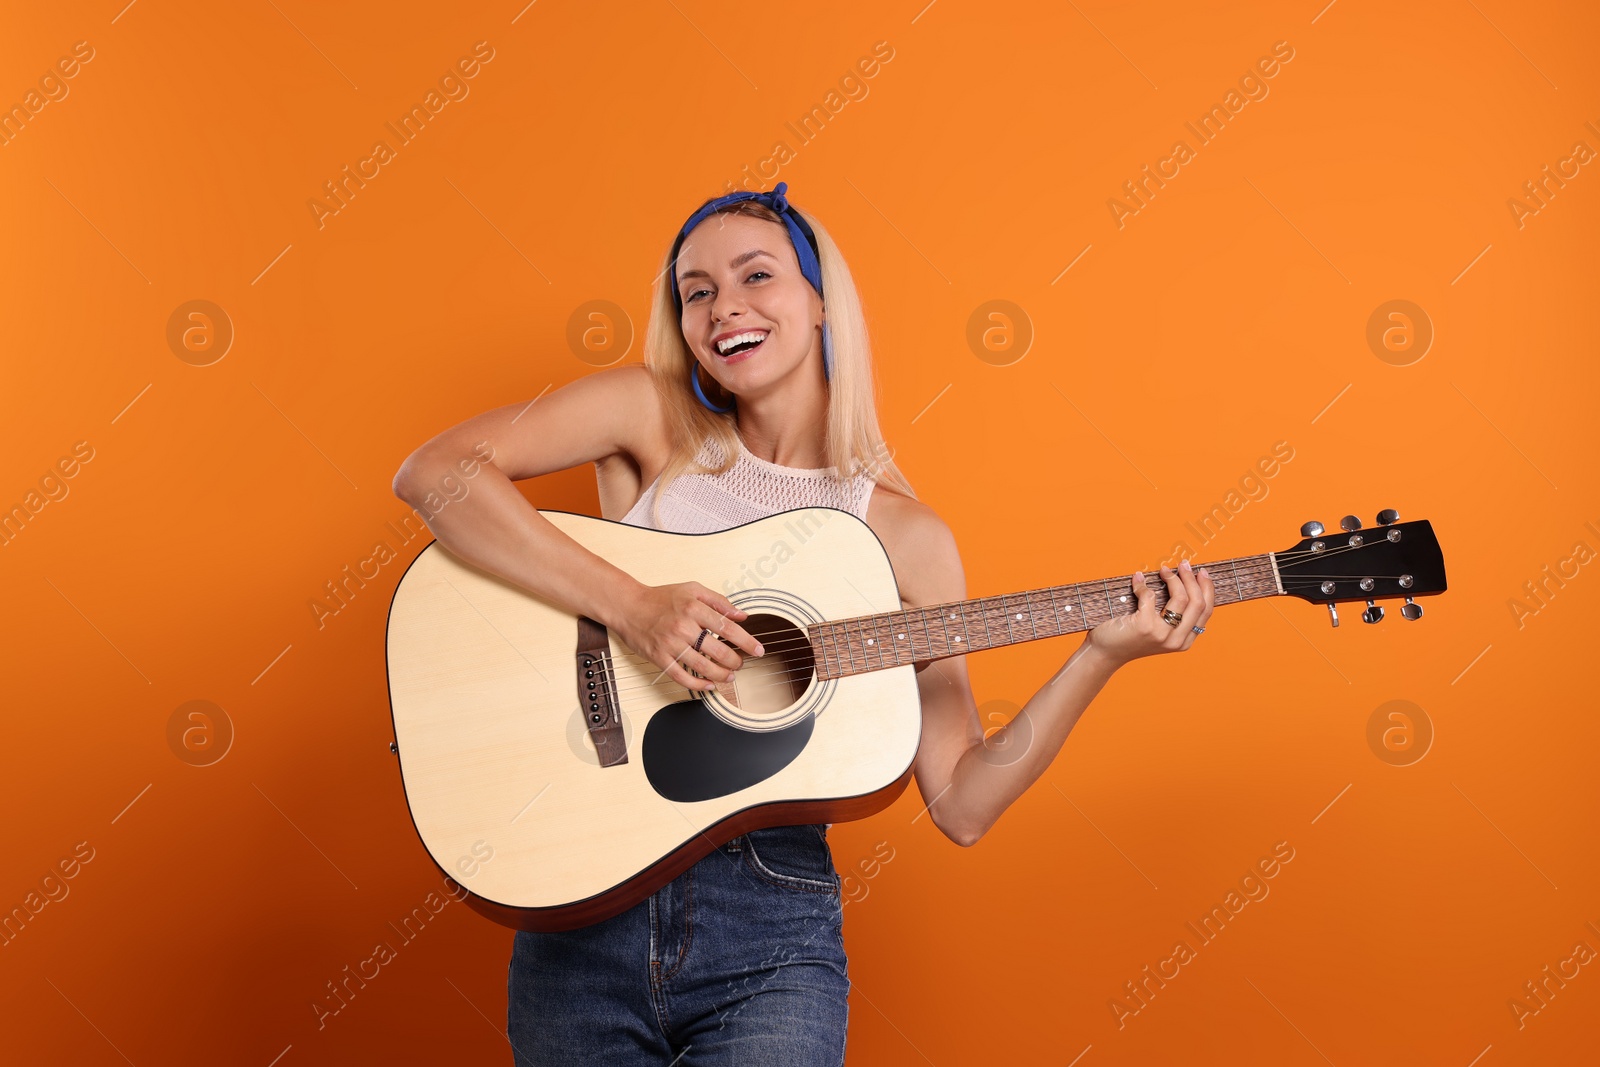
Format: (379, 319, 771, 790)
(715, 612, 816, 727)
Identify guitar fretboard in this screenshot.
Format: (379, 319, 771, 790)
(809, 553, 1282, 680)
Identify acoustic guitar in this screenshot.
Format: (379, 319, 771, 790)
(383, 507, 1446, 931)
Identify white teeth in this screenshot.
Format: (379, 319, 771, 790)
(715, 330, 769, 354)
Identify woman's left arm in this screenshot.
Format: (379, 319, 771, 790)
(902, 512, 1214, 847)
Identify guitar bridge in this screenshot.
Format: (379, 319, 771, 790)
(708, 675, 742, 708)
(576, 616, 627, 767)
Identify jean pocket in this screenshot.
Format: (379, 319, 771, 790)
(742, 824, 839, 895)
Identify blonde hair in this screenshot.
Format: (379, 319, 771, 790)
(641, 197, 916, 529)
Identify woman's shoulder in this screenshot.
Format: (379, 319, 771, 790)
(864, 485, 965, 605)
(547, 361, 669, 446)
(864, 481, 932, 528)
(603, 362, 673, 457)
(590, 363, 675, 513)
(602, 361, 664, 414)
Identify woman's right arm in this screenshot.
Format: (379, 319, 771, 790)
(390, 364, 761, 690)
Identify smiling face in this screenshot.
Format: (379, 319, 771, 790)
(674, 212, 824, 401)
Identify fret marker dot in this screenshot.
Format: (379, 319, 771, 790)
(954, 635, 962, 642)
(897, 633, 905, 639)
(1015, 613, 1023, 620)
(1119, 595, 1128, 603)
(867, 638, 874, 645)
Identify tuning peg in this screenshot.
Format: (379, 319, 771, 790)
(1362, 599, 1384, 624)
(1339, 515, 1362, 532)
(1376, 508, 1400, 526)
(1327, 603, 1340, 627)
(1300, 520, 1325, 537)
(1401, 597, 1423, 620)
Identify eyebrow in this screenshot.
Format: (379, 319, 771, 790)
(677, 249, 777, 285)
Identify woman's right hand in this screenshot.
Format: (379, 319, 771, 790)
(612, 581, 765, 692)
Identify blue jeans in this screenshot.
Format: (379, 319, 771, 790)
(507, 823, 849, 1065)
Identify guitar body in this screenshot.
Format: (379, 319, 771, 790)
(384, 507, 922, 932)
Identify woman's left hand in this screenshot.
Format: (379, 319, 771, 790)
(1085, 560, 1216, 669)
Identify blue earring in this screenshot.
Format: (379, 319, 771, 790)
(691, 362, 736, 413)
(822, 321, 834, 382)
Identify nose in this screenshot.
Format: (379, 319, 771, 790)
(710, 285, 747, 325)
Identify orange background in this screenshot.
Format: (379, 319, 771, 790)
(3, 1, 1597, 1063)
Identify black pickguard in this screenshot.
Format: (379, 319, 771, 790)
(641, 700, 813, 803)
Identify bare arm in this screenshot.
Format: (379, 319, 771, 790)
(915, 638, 1121, 847)
(391, 365, 656, 630)
(392, 364, 764, 692)
(903, 511, 1215, 847)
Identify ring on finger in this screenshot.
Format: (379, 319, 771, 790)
(1160, 607, 1184, 627)
(1191, 624, 1206, 635)
(693, 628, 711, 653)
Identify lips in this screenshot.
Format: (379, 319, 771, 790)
(714, 330, 769, 366)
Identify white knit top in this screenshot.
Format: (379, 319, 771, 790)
(621, 433, 876, 532)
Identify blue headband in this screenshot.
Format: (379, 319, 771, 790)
(669, 181, 823, 312)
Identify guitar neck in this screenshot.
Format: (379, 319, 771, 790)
(810, 552, 1284, 680)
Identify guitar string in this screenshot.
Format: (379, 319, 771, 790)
(595, 581, 1396, 707)
(593, 583, 1241, 700)
(595, 558, 1284, 674)
(600, 571, 1413, 701)
(583, 535, 1396, 683)
(591, 550, 1371, 688)
(595, 599, 1396, 704)
(601, 574, 1248, 702)
(574, 537, 1417, 699)
(595, 535, 1402, 674)
(595, 579, 1384, 694)
(595, 562, 1291, 698)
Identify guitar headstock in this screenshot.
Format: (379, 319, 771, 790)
(1275, 510, 1446, 626)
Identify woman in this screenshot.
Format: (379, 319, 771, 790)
(392, 181, 1216, 1065)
